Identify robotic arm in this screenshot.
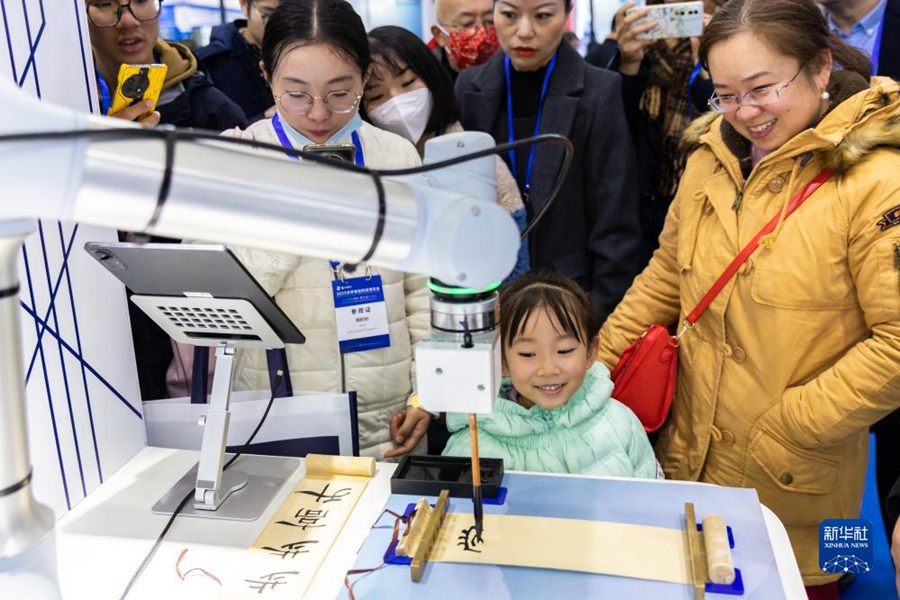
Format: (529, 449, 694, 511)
(0, 75, 520, 596)
(0, 76, 519, 288)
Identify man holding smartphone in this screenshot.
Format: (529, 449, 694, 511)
(85, 0, 247, 131)
(197, 0, 281, 123)
(585, 1, 713, 270)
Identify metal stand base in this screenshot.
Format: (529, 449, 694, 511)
(151, 455, 299, 521)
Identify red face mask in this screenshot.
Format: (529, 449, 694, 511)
(442, 25, 501, 70)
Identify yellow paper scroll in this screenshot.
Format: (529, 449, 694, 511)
(218, 469, 371, 599)
(431, 513, 692, 585)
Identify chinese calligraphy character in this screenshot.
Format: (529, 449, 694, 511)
(277, 508, 329, 530)
(853, 526, 869, 542)
(457, 525, 485, 553)
(245, 571, 298, 594)
(296, 483, 352, 504)
(262, 540, 319, 559)
(824, 526, 838, 542)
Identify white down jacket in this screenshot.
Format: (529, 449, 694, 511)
(223, 119, 430, 457)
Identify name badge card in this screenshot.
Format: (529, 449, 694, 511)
(332, 275, 391, 354)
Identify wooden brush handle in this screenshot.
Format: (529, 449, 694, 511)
(469, 413, 481, 487)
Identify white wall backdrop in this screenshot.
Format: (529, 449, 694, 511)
(0, 0, 146, 520)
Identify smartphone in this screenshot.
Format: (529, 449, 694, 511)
(108, 63, 167, 117)
(629, 1, 704, 40)
(301, 143, 357, 163)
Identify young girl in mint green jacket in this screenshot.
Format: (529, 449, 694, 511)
(443, 271, 658, 478)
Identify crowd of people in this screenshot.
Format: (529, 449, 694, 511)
(83, 0, 899, 597)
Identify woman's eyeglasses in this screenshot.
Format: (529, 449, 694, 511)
(86, 0, 162, 28)
(274, 90, 363, 115)
(708, 68, 803, 113)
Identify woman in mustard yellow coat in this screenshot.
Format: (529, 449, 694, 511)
(598, 0, 900, 593)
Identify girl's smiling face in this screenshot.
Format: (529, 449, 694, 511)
(504, 308, 597, 410)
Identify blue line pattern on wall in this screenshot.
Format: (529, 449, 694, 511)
(3, 0, 146, 515)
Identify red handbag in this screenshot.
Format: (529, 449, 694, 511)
(611, 170, 832, 432)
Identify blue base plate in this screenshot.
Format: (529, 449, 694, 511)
(696, 523, 744, 595)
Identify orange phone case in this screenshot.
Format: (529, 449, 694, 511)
(108, 63, 168, 117)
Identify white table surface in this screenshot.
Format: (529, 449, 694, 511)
(54, 447, 806, 599)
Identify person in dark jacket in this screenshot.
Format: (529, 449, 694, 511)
(818, 0, 899, 79)
(456, 0, 641, 324)
(196, 0, 280, 122)
(816, 0, 900, 549)
(87, 0, 248, 131)
(586, 2, 721, 268)
(86, 0, 248, 401)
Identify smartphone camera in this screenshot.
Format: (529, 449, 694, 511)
(91, 249, 127, 271)
(121, 68, 151, 102)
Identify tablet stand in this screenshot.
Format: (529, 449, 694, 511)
(133, 295, 300, 521)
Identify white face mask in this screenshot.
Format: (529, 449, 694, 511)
(368, 88, 434, 144)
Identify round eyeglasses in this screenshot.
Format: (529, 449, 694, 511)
(87, 0, 162, 28)
(708, 68, 803, 114)
(274, 90, 363, 115)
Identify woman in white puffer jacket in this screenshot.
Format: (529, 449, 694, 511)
(222, 0, 431, 458)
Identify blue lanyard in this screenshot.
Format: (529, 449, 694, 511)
(271, 113, 365, 167)
(96, 67, 111, 115)
(871, 13, 885, 75)
(687, 62, 703, 120)
(505, 52, 557, 198)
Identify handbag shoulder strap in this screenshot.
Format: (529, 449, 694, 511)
(683, 169, 833, 329)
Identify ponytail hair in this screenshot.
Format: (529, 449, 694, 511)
(699, 0, 871, 82)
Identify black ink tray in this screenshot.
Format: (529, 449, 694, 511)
(390, 455, 505, 499)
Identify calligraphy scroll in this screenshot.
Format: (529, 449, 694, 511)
(429, 513, 692, 585)
(217, 465, 372, 599)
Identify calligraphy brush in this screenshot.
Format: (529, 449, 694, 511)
(469, 413, 484, 541)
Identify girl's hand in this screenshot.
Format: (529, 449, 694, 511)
(616, 2, 658, 76)
(111, 100, 161, 127)
(384, 406, 431, 458)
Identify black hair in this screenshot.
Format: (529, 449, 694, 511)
(699, 0, 870, 82)
(499, 270, 597, 360)
(364, 25, 459, 135)
(261, 0, 371, 80)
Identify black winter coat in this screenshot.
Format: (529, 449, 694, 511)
(196, 21, 273, 123)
